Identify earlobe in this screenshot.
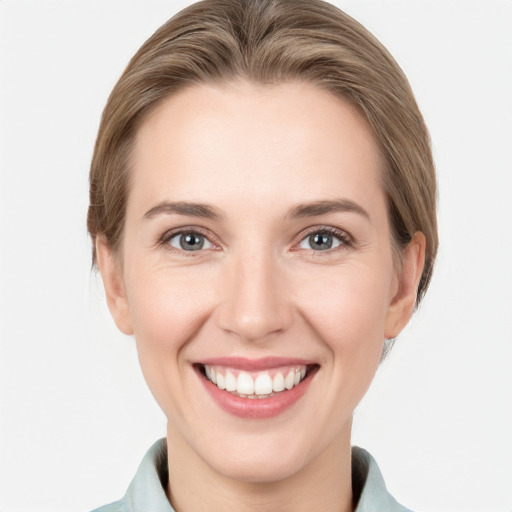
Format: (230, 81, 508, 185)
(95, 236, 134, 335)
(384, 232, 426, 339)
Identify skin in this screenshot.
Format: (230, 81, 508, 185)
(96, 81, 425, 512)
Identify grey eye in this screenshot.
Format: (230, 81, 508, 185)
(299, 232, 342, 251)
(168, 233, 213, 251)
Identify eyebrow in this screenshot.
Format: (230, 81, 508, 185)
(286, 199, 370, 221)
(143, 201, 223, 221)
(143, 198, 370, 222)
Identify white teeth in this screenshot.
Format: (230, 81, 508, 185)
(225, 370, 237, 392)
(254, 374, 273, 395)
(216, 372, 226, 390)
(284, 371, 295, 390)
(203, 365, 310, 397)
(272, 372, 285, 392)
(237, 372, 255, 395)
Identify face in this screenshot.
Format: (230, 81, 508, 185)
(98, 82, 423, 483)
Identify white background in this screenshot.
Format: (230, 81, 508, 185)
(1, 1, 511, 511)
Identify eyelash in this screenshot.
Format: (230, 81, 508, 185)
(158, 225, 354, 255)
(159, 226, 218, 255)
(295, 226, 354, 252)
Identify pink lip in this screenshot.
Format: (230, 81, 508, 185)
(195, 360, 318, 419)
(198, 356, 315, 371)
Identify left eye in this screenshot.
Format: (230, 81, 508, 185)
(298, 231, 344, 251)
(168, 232, 213, 251)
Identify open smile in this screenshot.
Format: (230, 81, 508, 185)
(195, 358, 319, 418)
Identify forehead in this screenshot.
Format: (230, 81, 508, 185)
(129, 81, 385, 213)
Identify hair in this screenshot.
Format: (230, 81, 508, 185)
(88, 0, 438, 305)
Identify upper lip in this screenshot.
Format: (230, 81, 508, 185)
(197, 356, 316, 371)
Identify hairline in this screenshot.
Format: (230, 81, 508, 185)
(106, 77, 407, 277)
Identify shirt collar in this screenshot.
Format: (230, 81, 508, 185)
(121, 439, 411, 512)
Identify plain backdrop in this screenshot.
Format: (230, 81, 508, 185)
(1, 1, 511, 511)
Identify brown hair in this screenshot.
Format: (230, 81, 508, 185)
(88, 0, 438, 304)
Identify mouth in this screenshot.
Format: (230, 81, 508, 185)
(198, 363, 316, 398)
(194, 359, 319, 418)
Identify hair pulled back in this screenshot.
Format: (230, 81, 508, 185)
(88, 0, 438, 304)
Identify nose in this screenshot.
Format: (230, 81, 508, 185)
(216, 248, 293, 343)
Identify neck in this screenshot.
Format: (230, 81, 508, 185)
(165, 421, 354, 512)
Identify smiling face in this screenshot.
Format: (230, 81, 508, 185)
(97, 81, 424, 487)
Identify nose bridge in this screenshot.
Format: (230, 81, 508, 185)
(217, 243, 291, 342)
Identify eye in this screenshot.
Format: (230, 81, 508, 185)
(167, 232, 214, 251)
(297, 229, 349, 251)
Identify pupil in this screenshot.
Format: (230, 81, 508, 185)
(180, 234, 204, 251)
(310, 233, 332, 250)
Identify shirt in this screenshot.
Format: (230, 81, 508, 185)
(91, 439, 413, 511)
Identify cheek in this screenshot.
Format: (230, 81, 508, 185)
(124, 264, 215, 406)
(296, 263, 393, 351)
(127, 264, 212, 344)
(278, 264, 394, 451)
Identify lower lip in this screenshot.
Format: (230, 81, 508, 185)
(198, 367, 317, 419)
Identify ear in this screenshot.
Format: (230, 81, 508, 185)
(384, 232, 426, 339)
(95, 236, 134, 335)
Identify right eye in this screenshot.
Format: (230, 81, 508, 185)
(167, 232, 214, 252)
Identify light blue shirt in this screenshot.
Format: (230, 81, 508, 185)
(91, 439, 412, 511)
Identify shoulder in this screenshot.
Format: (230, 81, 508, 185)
(88, 438, 171, 512)
(352, 446, 413, 512)
(89, 498, 127, 512)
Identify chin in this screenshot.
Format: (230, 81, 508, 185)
(192, 425, 320, 484)
(210, 447, 308, 484)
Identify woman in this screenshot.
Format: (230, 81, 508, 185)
(88, 0, 437, 510)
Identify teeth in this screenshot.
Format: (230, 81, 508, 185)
(254, 374, 273, 395)
(225, 370, 237, 392)
(284, 371, 295, 390)
(203, 365, 309, 397)
(216, 372, 226, 390)
(272, 373, 285, 392)
(237, 372, 255, 395)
